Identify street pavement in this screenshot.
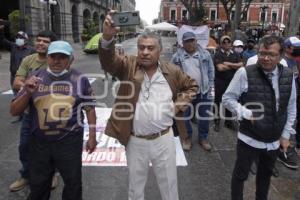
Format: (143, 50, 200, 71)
(0, 37, 299, 200)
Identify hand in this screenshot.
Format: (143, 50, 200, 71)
(103, 10, 120, 41)
(24, 76, 41, 94)
(86, 137, 97, 154)
(280, 137, 290, 152)
(223, 61, 232, 67)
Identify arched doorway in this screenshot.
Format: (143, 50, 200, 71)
(71, 5, 80, 43)
(93, 12, 99, 23)
(93, 12, 99, 31)
(50, 3, 61, 39)
(83, 9, 91, 28)
(99, 14, 105, 32)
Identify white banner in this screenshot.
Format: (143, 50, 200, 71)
(177, 25, 210, 48)
(82, 107, 187, 167)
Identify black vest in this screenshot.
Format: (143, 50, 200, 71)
(239, 64, 293, 143)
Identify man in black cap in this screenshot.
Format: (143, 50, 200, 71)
(213, 35, 243, 131)
(242, 38, 257, 62)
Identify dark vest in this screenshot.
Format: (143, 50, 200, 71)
(239, 64, 293, 143)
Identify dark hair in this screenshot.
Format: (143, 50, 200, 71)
(137, 31, 163, 50)
(259, 35, 284, 55)
(37, 30, 57, 42)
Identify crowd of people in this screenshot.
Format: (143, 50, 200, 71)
(1, 11, 300, 200)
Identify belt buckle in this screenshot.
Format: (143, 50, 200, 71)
(147, 132, 160, 140)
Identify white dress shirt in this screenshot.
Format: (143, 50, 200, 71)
(133, 67, 174, 136)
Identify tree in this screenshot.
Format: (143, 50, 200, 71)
(287, 0, 300, 36)
(179, 0, 206, 25)
(8, 10, 30, 38)
(219, 0, 253, 29)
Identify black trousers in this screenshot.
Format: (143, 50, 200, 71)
(231, 140, 279, 200)
(214, 80, 233, 123)
(27, 133, 83, 200)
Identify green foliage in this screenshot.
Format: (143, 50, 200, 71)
(81, 19, 99, 41)
(180, 0, 206, 25)
(8, 10, 30, 38)
(190, 4, 206, 24)
(8, 10, 20, 37)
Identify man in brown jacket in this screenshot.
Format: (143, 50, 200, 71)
(98, 12, 198, 200)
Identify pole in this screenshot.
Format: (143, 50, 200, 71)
(45, 0, 49, 30)
(19, 0, 26, 31)
(216, 0, 219, 26)
(233, 0, 242, 39)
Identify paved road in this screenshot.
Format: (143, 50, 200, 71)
(0, 37, 299, 200)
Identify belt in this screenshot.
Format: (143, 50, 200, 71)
(132, 127, 170, 140)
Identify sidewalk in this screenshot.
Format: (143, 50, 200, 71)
(0, 50, 11, 92)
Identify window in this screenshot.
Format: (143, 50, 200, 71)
(231, 10, 235, 21)
(182, 10, 187, 20)
(241, 11, 248, 21)
(272, 11, 278, 22)
(171, 10, 176, 21)
(210, 9, 216, 21)
(260, 11, 267, 22)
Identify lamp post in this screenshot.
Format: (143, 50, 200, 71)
(260, 5, 269, 33)
(40, 0, 57, 31)
(19, 0, 26, 32)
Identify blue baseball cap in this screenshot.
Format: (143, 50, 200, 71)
(182, 32, 196, 41)
(47, 41, 73, 56)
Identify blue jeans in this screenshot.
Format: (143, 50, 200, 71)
(19, 113, 30, 179)
(184, 93, 213, 141)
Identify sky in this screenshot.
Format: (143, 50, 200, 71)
(135, 0, 161, 25)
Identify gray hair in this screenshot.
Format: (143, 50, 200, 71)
(137, 31, 163, 50)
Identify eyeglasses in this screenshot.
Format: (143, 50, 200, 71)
(257, 52, 279, 59)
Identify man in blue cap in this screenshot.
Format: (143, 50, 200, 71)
(9, 30, 58, 192)
(171, 32, 215, 151)
(10, 41, 97, 200)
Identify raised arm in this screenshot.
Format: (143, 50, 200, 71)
(98, 11, 130, 80)
(10, 76, 40, 116)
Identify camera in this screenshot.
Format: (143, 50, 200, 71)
(111, 11, 140, 27)
(0, 20, 10, 26)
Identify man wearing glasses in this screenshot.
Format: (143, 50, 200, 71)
(222, 35, 296, 200)
(98, 12, 198, 200)
(213, 35, 243, 131)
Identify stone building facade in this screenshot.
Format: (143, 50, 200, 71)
(22, 0, 135, 43)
